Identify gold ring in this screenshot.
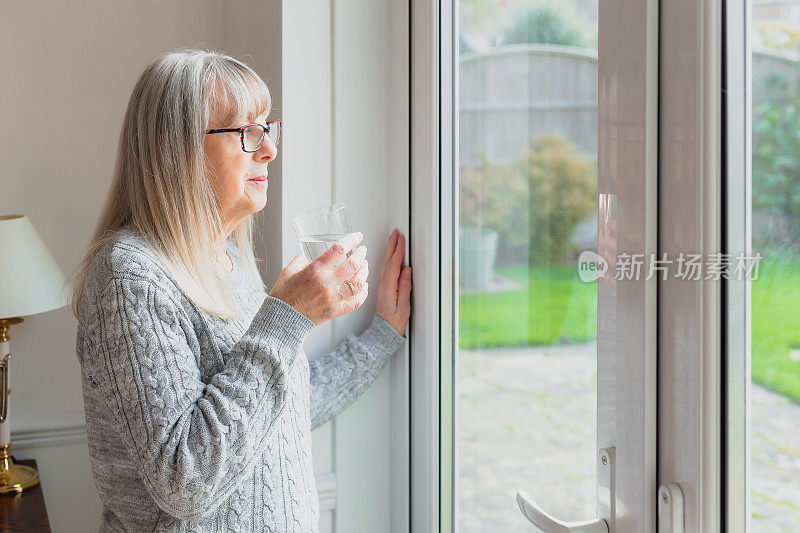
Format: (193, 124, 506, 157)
(345, 280, 356, 296)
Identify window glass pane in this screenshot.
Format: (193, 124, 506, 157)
(751, 2, 800, 530)
(457, 1, 598, 529)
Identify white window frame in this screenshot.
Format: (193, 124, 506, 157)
(410, 0, 661, 530)
(722, 0, 752, 530)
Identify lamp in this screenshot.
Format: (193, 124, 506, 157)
(0, 214, 70, 494)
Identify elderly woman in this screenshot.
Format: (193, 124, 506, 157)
(70, 48, 411, 532)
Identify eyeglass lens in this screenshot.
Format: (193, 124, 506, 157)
(243, 122, 280, 151)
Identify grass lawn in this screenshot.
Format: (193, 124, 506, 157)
(459, 259, 800, 403)
(751, 258, 800, 404)
(459, 264, 596, 348)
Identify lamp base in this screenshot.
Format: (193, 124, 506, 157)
(0, 442, 39, 494)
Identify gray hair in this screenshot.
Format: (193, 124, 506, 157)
(69, 47, 273, 321)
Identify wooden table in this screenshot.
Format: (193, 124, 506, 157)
(0, 459, 51, 532)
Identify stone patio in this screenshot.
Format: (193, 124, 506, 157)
(457, 343, 800, 532)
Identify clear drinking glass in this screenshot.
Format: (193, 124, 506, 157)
(292, 203, 354, 266)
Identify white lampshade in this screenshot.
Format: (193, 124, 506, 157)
(0, 214, 70, 319)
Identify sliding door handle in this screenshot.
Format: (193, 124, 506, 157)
(515, 491, 609, 533)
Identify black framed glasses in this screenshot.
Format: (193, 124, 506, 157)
(206, 119, 281, 152)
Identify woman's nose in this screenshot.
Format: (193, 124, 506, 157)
(256, 135, 277, 162)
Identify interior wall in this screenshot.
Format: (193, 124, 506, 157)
(0, 1, 405, 532)
(330, 0, 410, 531)
(1, 3, 224, 531)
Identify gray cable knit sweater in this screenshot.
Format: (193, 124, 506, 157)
(75, 228, 406, 532)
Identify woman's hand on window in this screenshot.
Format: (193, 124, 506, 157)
(376, 229, 412, 336)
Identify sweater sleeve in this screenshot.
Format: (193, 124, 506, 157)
(308, 313, 406, 430)
(91, 275, 315, 522)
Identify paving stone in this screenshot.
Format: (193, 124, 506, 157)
(457, 343, 800, 532)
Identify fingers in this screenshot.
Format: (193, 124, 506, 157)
(381, 229, 399, 281)
(398, 266, 412, 312)
(339, 257, 369, 297)
(338, 251, 370, 312)
(340, 276, 368, 297)
(338, 283, 368, 314)
(350, 253, 369, 283)
(351, 260, 370, 287)
(386, 233, 405, 288)
(314, 232, 363, 270)
(333, 244, 367, 281)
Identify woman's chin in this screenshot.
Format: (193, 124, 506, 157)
(243, 187, 268, 208)
(254, 193, 267, 207)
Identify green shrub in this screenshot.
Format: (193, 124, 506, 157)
(754, 72, 800, 243)
(460, 134, 597, 266)
(498, 0, 596, 48)
(460, 158, 528, 263)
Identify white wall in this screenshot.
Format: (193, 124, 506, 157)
(1, 3, 223, 531)
(282, 0, 409, 531)
(330, 0, 410, 531)
(0, 1, 407, 532)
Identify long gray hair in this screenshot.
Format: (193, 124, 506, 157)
(68, 47, 273, 321)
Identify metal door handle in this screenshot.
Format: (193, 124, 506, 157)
(515, 491, 609, 533)
(516, 447, 615, 532)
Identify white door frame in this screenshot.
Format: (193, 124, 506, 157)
(659, 0, 728, 530)
(595, 0, 660, 529)
(409, 0, 448, 530)
(409, 0, 661, 530)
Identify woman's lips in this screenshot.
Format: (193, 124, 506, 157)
(247, 175, 268, 182)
